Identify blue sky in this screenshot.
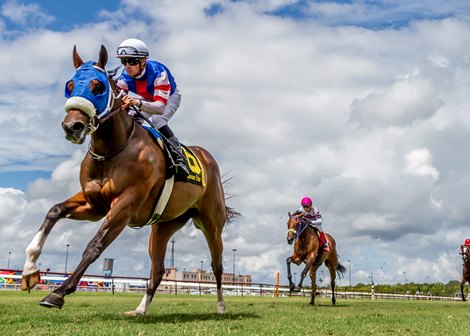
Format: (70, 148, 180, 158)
(2, 0, 470, 288)
(2, 0, 119, 32)
(4, 0, 470, 34)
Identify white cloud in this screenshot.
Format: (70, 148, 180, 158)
(350, 76, 442, 127)
(1, 1, 470, 286)
(404, 148, 440, 182)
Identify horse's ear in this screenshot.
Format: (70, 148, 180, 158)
(98, 45, 108, 69)
(288, 212, 291, 217)
(72, 45, 84, 69)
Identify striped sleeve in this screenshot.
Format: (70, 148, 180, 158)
(116, 78, 129, 93)
(153, 70, 171, 106)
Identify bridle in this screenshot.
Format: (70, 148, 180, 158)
(287, 216, 309, 241)
(80, 73, 133, 162)
(82, 75, 125, 136)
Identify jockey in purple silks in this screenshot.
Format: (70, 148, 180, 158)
(297, 196, 329, 252)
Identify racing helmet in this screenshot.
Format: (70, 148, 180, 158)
(116, 38, 149, 58)
(301, 196, 312, 207)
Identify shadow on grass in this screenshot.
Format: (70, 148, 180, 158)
(112, 312, 261, 324)
(296, 302, 352, 309)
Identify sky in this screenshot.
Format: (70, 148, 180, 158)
(1, 0, 470, 288)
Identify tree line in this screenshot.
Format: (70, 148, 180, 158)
(339, 281, 464, 297)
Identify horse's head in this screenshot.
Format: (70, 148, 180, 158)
(62, 45, 118, 144)
(286, 212, 302, 245)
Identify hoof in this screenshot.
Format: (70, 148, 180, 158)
(39, 293, 64, 309)
(124, 310, 144, 317)
(21, 270, 40, 291)
(217, 301, 225, 314)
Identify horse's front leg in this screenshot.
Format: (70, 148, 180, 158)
(125, 220, 185, 317)
(461, 280, 466, 302)
(297, 252, 317, 291)
(21, 192, 102, 291)
(286, 256, 295, 292)
(39, 205, 130, 309)
(297, 262, 311, 291)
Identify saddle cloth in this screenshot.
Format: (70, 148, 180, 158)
(142, 126, 205, 186)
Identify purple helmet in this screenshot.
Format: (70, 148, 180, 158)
(301, 196, 312, 207)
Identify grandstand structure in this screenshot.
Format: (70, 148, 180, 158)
(162, 267, 252, 286)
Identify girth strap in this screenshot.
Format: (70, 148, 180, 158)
(128, 175, 174, 229)
(146, 175, 175, 226)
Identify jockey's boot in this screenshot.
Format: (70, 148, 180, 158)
(168, 136, 189, 176)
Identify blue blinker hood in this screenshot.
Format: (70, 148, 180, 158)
(64, 61, 111, 119)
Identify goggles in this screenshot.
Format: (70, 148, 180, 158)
(120, 58, 142, 66)
(116, 45, 148, 57)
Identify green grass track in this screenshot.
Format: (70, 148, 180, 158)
(0, 291, 468, 335)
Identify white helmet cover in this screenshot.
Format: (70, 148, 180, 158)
(116, 38, 149, 58)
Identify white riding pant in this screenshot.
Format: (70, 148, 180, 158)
(308, 220, 323, 232)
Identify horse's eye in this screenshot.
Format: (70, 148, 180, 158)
(90, 80, 105, 95)
(67, 80, 74, 92)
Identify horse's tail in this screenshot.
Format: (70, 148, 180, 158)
(336, 262, 347, 279)
(226, 205, 241, 224)
(223, 175, 241, 224)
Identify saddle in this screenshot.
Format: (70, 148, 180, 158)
(126, 112, 205, 227)
(126, 105, 202, 183)
(142, 125, 204, 185)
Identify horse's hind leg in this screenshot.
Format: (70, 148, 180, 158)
(326, 261, 337, 305)
(125, 221, 186, 317)
(193, 213, 226, 314)
(309, 268, 317, 305)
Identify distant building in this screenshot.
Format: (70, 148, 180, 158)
(163, 267, 252, 285)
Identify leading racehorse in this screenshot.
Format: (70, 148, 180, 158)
(460, 242, 470, 301)
(21, 45, 238, 315)
(286, 212, 345, 305)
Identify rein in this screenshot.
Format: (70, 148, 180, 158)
(85, 73, 131, 161)
(83, 88, 124, 135)
(288, 218, 309, 241)
(88, 120, 136, 161)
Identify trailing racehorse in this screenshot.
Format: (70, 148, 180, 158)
(286, 212, 345, 305)
(459, 242, 470, 301)
(21, 45, 238, 316)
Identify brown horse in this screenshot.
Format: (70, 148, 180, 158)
(286, 213, 345, 305)
(21, 45, 238, 315)
(460, 244, 470, 301)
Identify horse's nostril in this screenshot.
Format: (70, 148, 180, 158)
(63, 121, 85, 134)
(71, 123, 85, 132)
